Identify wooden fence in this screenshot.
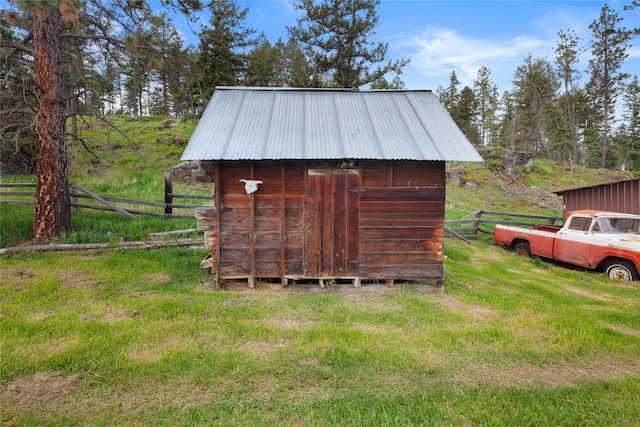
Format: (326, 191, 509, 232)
(2, 182, 563, 234)
(0, 179, 211, 219)
(444, 210, 563, 242)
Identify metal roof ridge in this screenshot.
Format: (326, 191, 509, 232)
(214, 86, 434, 93)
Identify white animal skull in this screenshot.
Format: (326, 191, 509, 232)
(239, 179, 263, 194)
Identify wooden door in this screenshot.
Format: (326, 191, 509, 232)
(306, 168, 359, 277)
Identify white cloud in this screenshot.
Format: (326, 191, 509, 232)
(404, 26, 548, 88)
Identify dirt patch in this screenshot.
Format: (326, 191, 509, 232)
(0, 267, 35, 291)
(450, 357, 640, 388)
(606, 324, 640, 337)
(437, 296, 498, 321)
(260, 316, 312, 331)
(240, 337, 291, 358)
(140, 272, 170, 285)
(102, 309, 134, 323)
(128, 335, 187, 362)
(1, 371, 81, 410)
(56, 270, 101, 288)
(565, 285, 612, 301)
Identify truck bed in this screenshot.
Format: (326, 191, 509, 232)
(532, 224, 562, 233)
(493, 224, 558, 259)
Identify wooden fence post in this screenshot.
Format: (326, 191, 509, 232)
(473, 210, 482, 239)
(165, 170, 173, 215)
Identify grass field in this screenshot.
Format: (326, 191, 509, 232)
(1, 116, 639, 425)
(1, 239, 639, 425)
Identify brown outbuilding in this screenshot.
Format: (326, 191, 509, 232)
(181, 87, 483, 289)
(554, 177, 640, 218)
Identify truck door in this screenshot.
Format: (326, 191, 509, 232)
(554, 215, 593, 268)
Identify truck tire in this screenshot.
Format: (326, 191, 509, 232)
(514, 242, 532, 258)
(605, 261, 639, 281)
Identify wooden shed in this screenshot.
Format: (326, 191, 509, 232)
(181, 87, 483, 289)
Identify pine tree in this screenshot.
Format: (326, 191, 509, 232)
(288, 0, 408, 88)
(197, 0, 256, 100)
(436, 71, 460, 114)
(618, 76, 640, 170)
(587, 4, 631, 168)
(452, 86, 480, 145)
(509, 55, 560, 155)
(554, 29, 582, 166)
(0, 0, 203, 240)
(473, 66, 499, 146)
(31, 2, 72, 240)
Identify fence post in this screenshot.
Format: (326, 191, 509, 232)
(71, 185, 77, 213)
(164, 170, 173, 215)
(473, 210, 482, 239)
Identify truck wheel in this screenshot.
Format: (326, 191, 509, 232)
(605, 261, 639, 281)
(514, 242, 532, 258)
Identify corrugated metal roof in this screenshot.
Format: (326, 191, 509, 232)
(180, 87, 484, 162)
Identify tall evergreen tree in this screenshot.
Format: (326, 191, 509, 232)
(587, 4, 631, 168)
(0, 0, 204, 240)
(197, 0, 256, 100)
(288, 0, 408, 88)
(30, 1, 72, 239)
(452, 86, 480, 145)
(473, 66, 499, 146)
(436, 71, 460, 114)
(245, 36, 277, 87)
(554, 29, 582, 166)
(618, 76, 640, 170)
(150, 13, 185, 116)
(509, 55, 559, 155)
(271, 38, 317, 87)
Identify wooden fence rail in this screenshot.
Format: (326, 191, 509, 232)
(2, 183, 563, 236)
(1, 182, 210, 219)
(444, 209, 563, 242)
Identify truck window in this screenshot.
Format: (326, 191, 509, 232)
(567, 216, 592, 232)
(594, 218, 614, 233)
(610, 218, 640, 234)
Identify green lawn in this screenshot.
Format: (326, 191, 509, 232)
(2, 239, 639, 426)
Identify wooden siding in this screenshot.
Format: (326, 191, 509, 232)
(358, 161, 445, 280)
(195, 160, 446, 287)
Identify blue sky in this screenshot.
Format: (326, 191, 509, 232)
(171, 0, 640, 93)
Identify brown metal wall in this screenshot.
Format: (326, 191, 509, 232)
(560, 178, 640, 217)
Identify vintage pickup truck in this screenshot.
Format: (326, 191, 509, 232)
(494, 210, 640, 281)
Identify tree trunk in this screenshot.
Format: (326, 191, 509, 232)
(32, 4, 71, 241)
(601, 88, 609, 169)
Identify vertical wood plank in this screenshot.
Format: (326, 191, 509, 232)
(320, 174, 332, 276)
(346, 172, 359, 276)
(307, 173, 321, 276)
(214, 161, 222, 289)
(280, 162, 286, 284)
(333, 173, 347, 275)
(249, 161, 255, 288)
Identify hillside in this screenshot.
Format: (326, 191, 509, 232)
(67, 116, 634, 211)
(1, 115, 637, 235)
(446, 155, 634, 219)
